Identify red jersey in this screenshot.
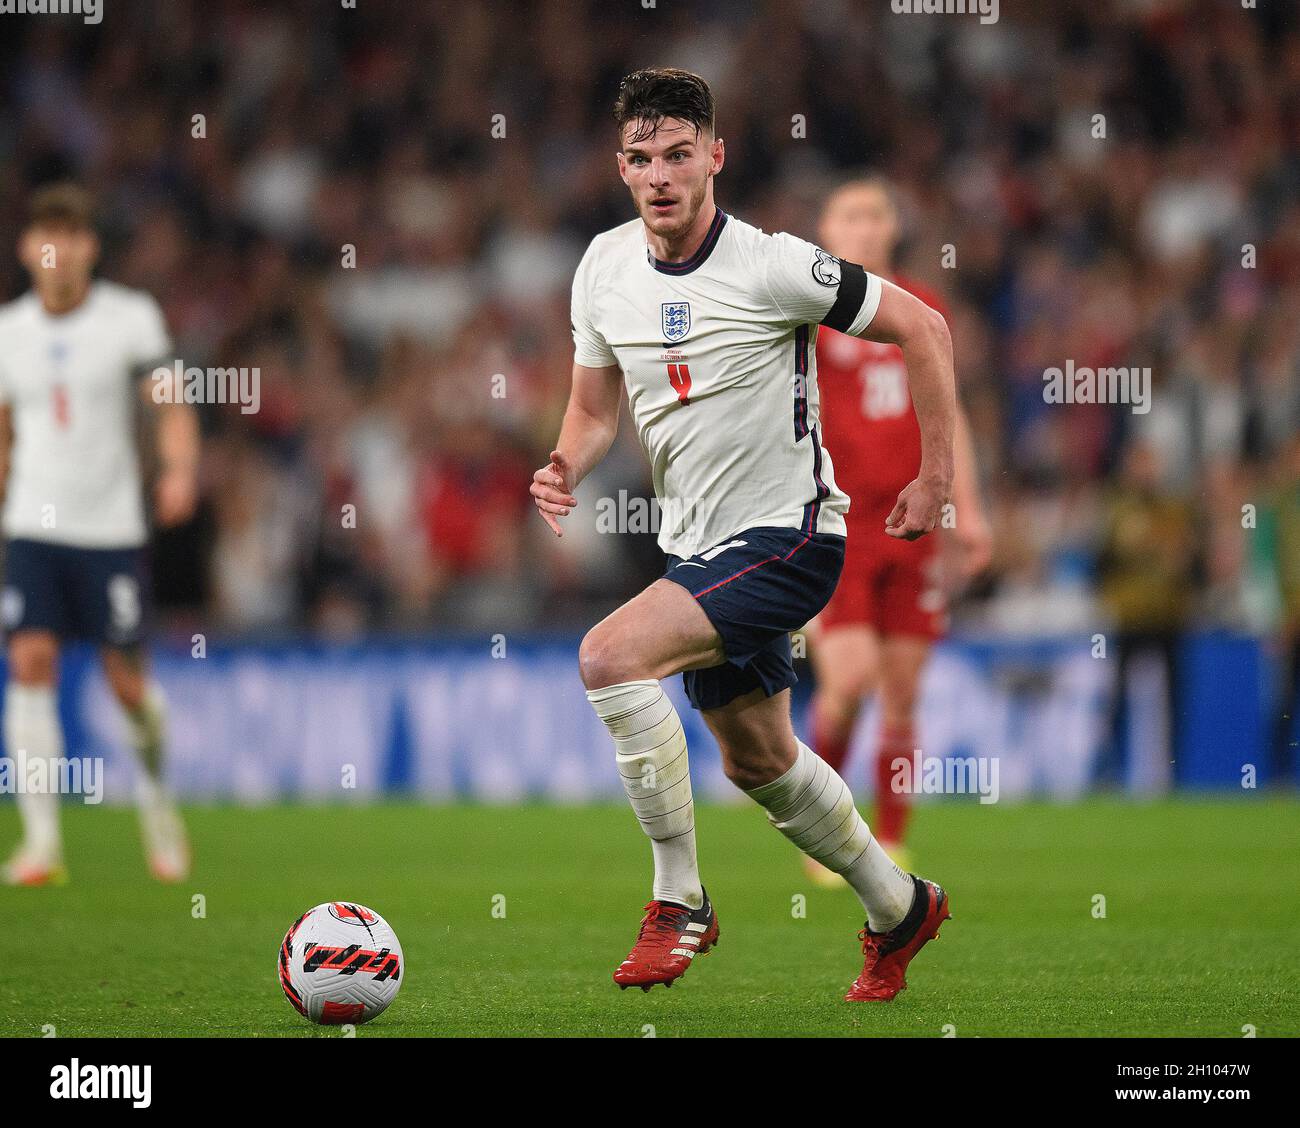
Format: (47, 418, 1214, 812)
(816, 276, 949, 515)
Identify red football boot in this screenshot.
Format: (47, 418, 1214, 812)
(614, 890, 719, 991)
(845, 875, 950, 1002)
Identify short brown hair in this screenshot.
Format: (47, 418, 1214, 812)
(613, 68, 715, 145)
(26, 182, 96, 231)
(826, 173, 898, 212)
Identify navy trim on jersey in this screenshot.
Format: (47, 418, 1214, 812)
(793, 325, 828, 533)
(811, 426, 831, 502)
(801, 426, 831, 533)
(793, 324, 810, 440)
(822, 259, 869, 332)
(649, 206, 728, 275)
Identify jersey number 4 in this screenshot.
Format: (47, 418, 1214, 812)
(667, 363, 692, 405)
(52, 384, 70, 428)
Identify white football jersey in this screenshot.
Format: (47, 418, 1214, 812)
(0, 281, 171, 548)
(571, 207, 882, 559)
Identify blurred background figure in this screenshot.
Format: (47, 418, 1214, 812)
(1267, 435, 1300, 777)
(806, 175, 992, 882)
(1095, 438, 1197, 785)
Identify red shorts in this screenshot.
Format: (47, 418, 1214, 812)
(818, 502, 947, 640)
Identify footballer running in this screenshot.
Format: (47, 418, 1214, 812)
(531, 69, 956, 1001)
(0, 183, 197, 886)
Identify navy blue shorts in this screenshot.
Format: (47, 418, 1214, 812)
(2, 538, 148, 647)
(663, 526, 846, 711)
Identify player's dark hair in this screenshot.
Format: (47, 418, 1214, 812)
(26, 182, 96, 231)
(614, 68, 715, 144)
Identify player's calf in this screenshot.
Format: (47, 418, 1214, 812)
(582, 579, 727, 984)
(734, 735, 951, 997)
(104, 660, 191, 882)
(587, 679, 702, 909)
(741, 740, 916, 930)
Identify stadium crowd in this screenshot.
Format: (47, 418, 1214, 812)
(0, 0, 1296, 672)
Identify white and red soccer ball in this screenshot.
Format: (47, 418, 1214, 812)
(278, 902, 404, 1025)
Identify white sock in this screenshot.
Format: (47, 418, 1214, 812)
(123, 682, 187, 866)
(586, 679, 703, 910)
(126, 680, 168, 785)
(746, 741, 914, 931)
(4, 683, 65, 861)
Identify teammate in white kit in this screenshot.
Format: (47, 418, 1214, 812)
(530, 70, 956, 1000)
(0, 184, 198, 886)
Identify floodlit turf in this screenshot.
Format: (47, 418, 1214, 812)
(0, 798, 1296, 1037)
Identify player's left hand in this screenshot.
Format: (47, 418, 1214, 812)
(154, 466, 198, 527)
(885, 476, 948, 541)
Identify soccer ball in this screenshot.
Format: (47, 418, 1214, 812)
(278, 902, 404, 1025)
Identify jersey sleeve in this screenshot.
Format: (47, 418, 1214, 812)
(132, 294, 174, 373)
(570, 244, 617, 369)
(762, 231, 883, 336)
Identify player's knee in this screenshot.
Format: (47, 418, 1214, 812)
(723, 753, 778, 791)
(101, 649, 147, 710)
(819, 666, 875, 711)
(881, 695, 916, 730)
(109, 671, 146, 712)
(880, 678, 920, 724)
(578, 626, 633, 690)
(720, 737, 795, 791)
(722, 759, 763, 790)
(8, 636, 58, 686)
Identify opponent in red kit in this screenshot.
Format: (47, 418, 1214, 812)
(807, 177, 993, 882)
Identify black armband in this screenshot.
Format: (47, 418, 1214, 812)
(820, 260, 869, 333)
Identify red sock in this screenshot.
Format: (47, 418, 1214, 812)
(874, 723, 915, 846)
(811, 698, 853, 777)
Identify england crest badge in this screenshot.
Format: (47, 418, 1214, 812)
(661, 301, 691, 343)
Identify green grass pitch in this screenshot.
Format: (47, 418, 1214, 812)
(1, 798, 1296, 1037)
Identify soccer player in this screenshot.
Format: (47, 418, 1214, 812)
(0, 183, 197, 886)
(806, 177, 993, 884)
(531, 70, 956, 1001)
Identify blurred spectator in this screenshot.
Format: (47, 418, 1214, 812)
(1096, 439, 1199, 783)
(1266, 435, 1300, 776)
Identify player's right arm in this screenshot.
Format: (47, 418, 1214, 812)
(531, 361, 621, 538)
(132, 293, 198, 527)
(535, 240, 623, 537)
(862, 280, 956, 540)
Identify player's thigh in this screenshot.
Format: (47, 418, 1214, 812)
(877, 546, 946, 643)
(811, 623, 881, 703)
(814, 539, 888, 699)
(878, 634, 932, 723)
(579, 578, 725, 690)
(6, 629, 60, 686)
(701, 686, 798, 788)
(68, 547, 148, 650)
(3, 538, 72, 654)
